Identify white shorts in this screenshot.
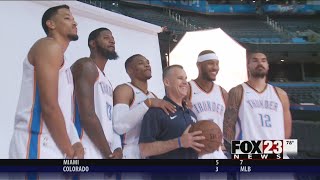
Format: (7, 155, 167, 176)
(199, 149, 227, 159)
(9, 129, 63, 159)
(122, 144, 141, 159)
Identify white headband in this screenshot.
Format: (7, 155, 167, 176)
(197, 53, 219, 62)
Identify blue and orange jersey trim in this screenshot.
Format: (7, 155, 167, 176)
(26, 74, 43, 159)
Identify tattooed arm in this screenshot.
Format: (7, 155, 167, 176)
(71, 58, 113, 159)
(223, 85, 243, 143)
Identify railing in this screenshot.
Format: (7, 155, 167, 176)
(165, 9, 199, 32)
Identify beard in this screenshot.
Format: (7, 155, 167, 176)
(106, 50, 119, 60)
(201, 70, 216, 81)
(68, 34, 79, 41)
(250, 67, 268, 78)
(97, 45, 119, 60)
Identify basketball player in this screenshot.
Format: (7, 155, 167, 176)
(113, 54, 176, 159)
(139, 65, 205, 159)
(9, 5, 83, 159)
(223, 52, 293, 179)
(71, 28, 122, 159)
(223, 52, 292, 147)
(187, 50, 228, 159)
(186, 50, 228, 180)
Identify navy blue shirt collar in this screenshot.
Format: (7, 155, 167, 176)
(163, 96, 187, 111)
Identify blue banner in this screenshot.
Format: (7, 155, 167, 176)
(159, 0, 206, 13)
(208, 5, 256, 14)
(262, 5, 316, 15)
(121, 0, 206, 13)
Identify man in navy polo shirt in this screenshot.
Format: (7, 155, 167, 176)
(139, 65, 205, 159)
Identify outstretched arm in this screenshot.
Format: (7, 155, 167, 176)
(223, 85, 243, 143)
(113, 85, 176, 135)
(71, 59, 112, 159)
(113, 84, 146, 135)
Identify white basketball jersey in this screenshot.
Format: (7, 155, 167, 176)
(189, 80, 227, 159)
(10, 57, 75, 159)
(236, 83, 284, 140)
(74, 66, 115, 159)
(121, 83, 155, 159)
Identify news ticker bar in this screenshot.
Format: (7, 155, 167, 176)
(0, 160, 319, 173)
(0, 165, 320, 173)
(0, 159, 319, 166)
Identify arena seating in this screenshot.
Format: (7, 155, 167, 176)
(79, 0, 193, 33)
(292, 120, 320, 159)
(270, 83, 320, 105)
(119, 6, 194, 33)
(271, 15, 320, 33)
(78, 0, 320, 45)
(179, 13, 288, 41)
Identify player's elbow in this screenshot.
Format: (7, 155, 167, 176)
(41, 102, 61, 119)
(113, 121, 128, 135)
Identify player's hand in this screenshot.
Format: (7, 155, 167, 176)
(183, 99, 193, 109)
(150, 98, 176, 115)
(108, 148, 123, 159)
(72, 142, 84, 159)
(65, 148, 75, 159)
(180, 125, 205, 152)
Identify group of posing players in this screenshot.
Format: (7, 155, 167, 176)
(9, 3, 292, 164)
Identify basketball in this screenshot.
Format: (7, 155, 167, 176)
(189, 120, 222, 155)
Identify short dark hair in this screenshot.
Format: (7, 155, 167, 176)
(42, 5, 70, 35)
(125, 54, 143, 72)
(247, 51, 267, 63)
(198, 50, 215, 57)
(162, 65, 183, 79)
(88, 28, 110, 48)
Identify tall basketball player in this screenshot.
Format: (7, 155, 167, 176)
(223, 52, 293, 179)
(187, 50, 228, 159)
(9, 5, 83, 159)
(71, 28, 122, 159)
(223, 52, 292, 147)
(113, 54, 176, 159)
